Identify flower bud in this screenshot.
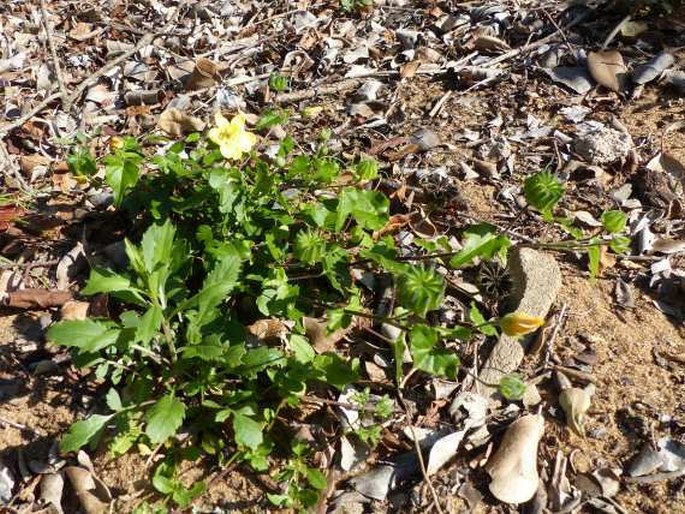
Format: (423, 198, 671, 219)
(499, 311, 544, 337)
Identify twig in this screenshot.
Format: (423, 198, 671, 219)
(601, 14, 631, 51)
(0, 139, 31, 192)
(624, 468, 685, 484)
(486, 9, 591, 68)
(0, 415, 45, 437)
(39, 0, 68, 110)
(542, 303, 568, 368)
(0, 259, 60, 271)
(405, 415, 444, 514)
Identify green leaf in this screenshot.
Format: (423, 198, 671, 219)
(145, 395, 186, 444)
(67, 147, 96, 176)
(61, 414, 114, 452)
(601, 210, 627, 234)
(498, 373, 526, 400)
(450, 224, 511, 268)
(610, 235, 631, 254)
(233, 413, 263, 450)
(289, 334, 316, 363)
(268, 73, 289, 92)
(256, 109, 289, 131)
(105, 149, 142, 206)
(47, 319, 120, 353)
(397, 266, 445, 317)
(587, 239, 601, 278)
(106, 388, 122, 411)
(81, 268, 132, 295)
(294, 230, 325, 265)
(307, 468, 327, 490)
(196, 255, 242, 321)
(141, 220, 176, 276)
(312, 354, 359, 389)
(354, 157, 379, 181)
(524, 171, 565, 220)
(468, 303, 498, 336)
(335, 188, 389, 232)
(135, 305, 163, 345)
(409, 325, 459, 379)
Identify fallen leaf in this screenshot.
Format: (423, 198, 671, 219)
(39, 473, 64, 514)
(546, 66, 594, 94)
(157, 108, 206, 138)
(559, 384, 595, 436)
(587, 50, 628, 93)
(185, 58, 218, 91)
(632, 52, 675, 85)
(426, 430, 467, 475)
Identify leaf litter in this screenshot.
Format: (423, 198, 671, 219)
(1, 0, 685, 512)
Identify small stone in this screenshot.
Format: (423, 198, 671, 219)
(573, 126, 631, 165)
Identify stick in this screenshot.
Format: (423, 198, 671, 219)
(406, 417, 444, 514)
(601, 14, 631, 50)
(39, 0, 68, 110)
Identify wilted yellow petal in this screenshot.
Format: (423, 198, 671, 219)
(499, 312, 545, 337)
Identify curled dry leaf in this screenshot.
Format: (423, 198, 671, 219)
(485, 414, 545, 504)
(157, 108, 206, 138)
(185, 58, 218, 91)
(63, 466, 110, 514)
(302, 316, 352, 353)
(587, 50, 628, 93)
(559, 384, 595, 436)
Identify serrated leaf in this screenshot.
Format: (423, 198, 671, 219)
(196, 255, 242, 319)
(135, 304, 163, 345)
(141, 220, 176, 276)
(601, 210, 627, 234)
(335, 188, 389, 232)
(524, 171, 565, 219)
(47, 319, 120, 353)
(294, 230, 325, 265)
(409, 325, 459, 379)
(145, 395, 186, 444)
(61, 414, 114, 452)
(397, 266, 445, 317)
(81, 268, 132, 295)
(233, 413, 263, 450)
(450, 224, 510, 268)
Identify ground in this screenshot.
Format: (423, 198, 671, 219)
(1, 1, 685, 513)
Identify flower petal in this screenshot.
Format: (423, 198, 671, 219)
(214, 112, 230, 128)
(219, 143, 243, 161)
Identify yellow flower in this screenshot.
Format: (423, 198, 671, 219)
(208, 112, 257, 161)
(499, 311, 545, 337)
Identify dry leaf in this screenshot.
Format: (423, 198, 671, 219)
(157, 108, 205, 138)
(64, 466, 109, 514)
(303, 316, 350, 353)
(185, 58, 218, 91)
(559, 384, 595, 436)
(246, 319, 290, 344)
(485, 414, 545, 504)
(587, 50, 628, 93)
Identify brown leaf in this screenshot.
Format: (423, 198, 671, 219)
(303, 317, 350, 353)
(157, 108, 205, 138)
(5, 289, 73, 309)
(587, 50, 628, 93)
(185, 58, 218, 91)
(246, 319, 290, 344)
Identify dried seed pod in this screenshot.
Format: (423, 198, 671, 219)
(559, 383, 595, 436)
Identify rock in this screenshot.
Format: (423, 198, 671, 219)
(477, 248, 562, 399)
(573, 126, 631, 165)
